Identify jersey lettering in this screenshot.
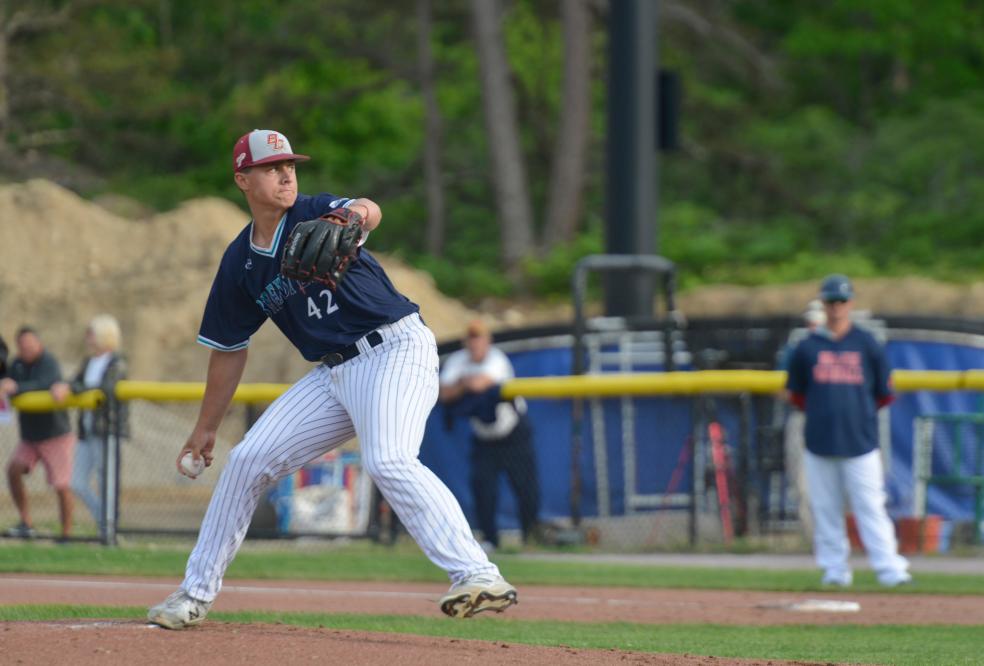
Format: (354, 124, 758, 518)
(813, 350, 863, 385)
(255, 275, 297, 317)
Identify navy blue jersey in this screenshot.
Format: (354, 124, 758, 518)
(785, 326, 892, 458)
(198, 193, 418, 362)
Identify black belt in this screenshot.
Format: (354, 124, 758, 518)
(320, 330, 384, 367)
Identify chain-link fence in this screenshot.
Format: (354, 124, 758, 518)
(0, 394, 373, 545)
(913, 412, 984, 543)
(563, 392, 796, 552)
(2, 391, 779, 551)
(4, 368, 979, 552)
(116, 401, 244, 535)
(116, 400, 373, 541)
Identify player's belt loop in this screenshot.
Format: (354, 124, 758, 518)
(358, 330, 384, 354)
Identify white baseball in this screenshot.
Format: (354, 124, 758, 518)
(180, 452, 206, 479)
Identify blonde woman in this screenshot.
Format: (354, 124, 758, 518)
(60, 315, 128, 533)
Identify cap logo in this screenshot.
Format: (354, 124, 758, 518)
(267, 133, 285, 152)
(236, 152, 246, 168)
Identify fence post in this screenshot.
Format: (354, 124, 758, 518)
(101, 392, 120, 546)
(689, 396, 706, 547)
(735, 392, 752, 537)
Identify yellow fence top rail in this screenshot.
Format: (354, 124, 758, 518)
(502, 369, 981, 400)
(7, 370, 982, 411)
(9, 389, 104, 413)
(113, 381, 292, 403)
(11, 382, 291, 411)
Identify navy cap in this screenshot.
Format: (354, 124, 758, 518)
(819, 274, 854, 301)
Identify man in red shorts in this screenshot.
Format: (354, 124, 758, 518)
(1, 327, 76, 540)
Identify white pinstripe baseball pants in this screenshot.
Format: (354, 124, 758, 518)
(183, 314, 498, 602)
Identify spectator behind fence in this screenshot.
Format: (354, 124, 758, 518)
(785, 274, 911, 588)
(439, 319, 541, 552)
(53, 315, 128, 534)
(1, 327, 77, 540)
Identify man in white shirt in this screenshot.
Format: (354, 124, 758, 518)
(439, 320, 539, 550)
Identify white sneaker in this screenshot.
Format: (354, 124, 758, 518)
(439, 573, 517, 618)
(147, 589, 213, 629)
(821, 570, 853, 587)
(877, 570, 913, 587)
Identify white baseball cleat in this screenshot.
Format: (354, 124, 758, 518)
(147, 589, 213, 629)
(440, 574, 517, 619)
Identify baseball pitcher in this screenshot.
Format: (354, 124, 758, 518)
(147, 129, 517, 629)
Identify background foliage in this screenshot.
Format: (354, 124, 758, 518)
(3, 0, 983, 298)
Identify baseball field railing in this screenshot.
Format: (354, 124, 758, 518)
(4, 382, 372, 546)
(3, 369, 981, 548)
(913, 411, 984, 543)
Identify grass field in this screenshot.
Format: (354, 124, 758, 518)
(2, 540, 983, 595)
(2, 540, 983, 665)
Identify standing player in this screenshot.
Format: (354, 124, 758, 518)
(785, 274, 911, 587)
(147, 129, 516, 628)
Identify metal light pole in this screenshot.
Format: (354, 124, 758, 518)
(605, 0, 658, 318)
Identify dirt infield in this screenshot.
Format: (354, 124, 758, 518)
(4, 573, 981, 664)
(1, 621, 822, 666)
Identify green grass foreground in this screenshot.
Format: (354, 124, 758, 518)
(1, 540, 983, 595)
(1, 604, 981, 666)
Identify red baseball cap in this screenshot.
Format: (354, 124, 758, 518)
(232, 129, 310, 173)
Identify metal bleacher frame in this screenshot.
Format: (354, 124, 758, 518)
(569, 255, 687, 527)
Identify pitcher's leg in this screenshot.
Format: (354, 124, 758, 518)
(336, 319, 497, 584)
(844, 449, 909, 580)
(183, 368, 354, 602)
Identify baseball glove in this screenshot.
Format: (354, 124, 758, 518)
(281, 208, 365, 290)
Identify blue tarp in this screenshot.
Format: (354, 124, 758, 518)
(886, 341, 984, 521)
(420, 339, 984, 530)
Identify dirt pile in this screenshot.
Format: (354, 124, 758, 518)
(0, 180, 479, 382)
(679, 278, 984, 319)
(478, 276, 984, 327)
